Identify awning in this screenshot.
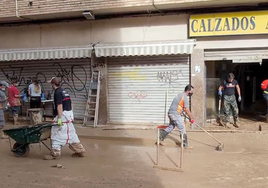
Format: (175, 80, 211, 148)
(0, 46, 92, 61)
(95, 40, 196, 57)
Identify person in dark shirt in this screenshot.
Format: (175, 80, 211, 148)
(44, 77, 85, 160)
(218, 73, 241, 128)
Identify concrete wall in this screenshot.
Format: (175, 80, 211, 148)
(191, 49, 206, 127)
(1, 0, 262, 21)
(91, 14, 188, 43)
(0, 14, 188, 49)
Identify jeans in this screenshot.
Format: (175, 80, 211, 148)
(164, 114, 185, 135)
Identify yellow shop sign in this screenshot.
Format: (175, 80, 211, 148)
(189, 11, 268, 37)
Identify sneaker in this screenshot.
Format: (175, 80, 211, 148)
(159, 129, 168, 141)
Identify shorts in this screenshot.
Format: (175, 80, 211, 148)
(10, 106, 20, 115)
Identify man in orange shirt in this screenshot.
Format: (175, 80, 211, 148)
(159, 85, 194, 148)
(8, 78, 22, 125)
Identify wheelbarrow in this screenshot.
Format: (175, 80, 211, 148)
(3, 123, 57, 157)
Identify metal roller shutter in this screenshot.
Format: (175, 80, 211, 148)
(204, 48, 268, 63)
(0, 59, 90, 119)
(107, 55, 190, 124)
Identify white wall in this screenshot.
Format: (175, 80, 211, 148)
(0, 14, 188, 49)
(91, 14, 188, 43)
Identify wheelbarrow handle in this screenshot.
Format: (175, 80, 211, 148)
(24, 124, 57, 136)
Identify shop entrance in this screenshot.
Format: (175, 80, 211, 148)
(205, 60, 268, 120)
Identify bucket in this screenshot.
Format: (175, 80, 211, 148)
(28, 108, 44, 126)
(4, 112, 9, 122)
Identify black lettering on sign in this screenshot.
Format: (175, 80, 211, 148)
(190, 15, 257, 34)
(215, 18, 222, 31)
(223, 18, 230, 31)
(241, 17, 249, 30)
(232, 17, 239, 31)
(199, 19, 206, 32)
(250, 16, 256, 30)
(207, 19, 214, 32)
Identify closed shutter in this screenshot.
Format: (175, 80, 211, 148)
(204, 49, 267, 63)
(107, 55, 190, 124)
(0, 59, 90, 119)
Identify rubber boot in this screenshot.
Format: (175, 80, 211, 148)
(180, 133, 189, 147)
(44, 149, 61, 160)
(13, 114, 19, 126)
(233, 121, 240, 128)
(180, 133, 193, 149)
(159, 129, 169, 141)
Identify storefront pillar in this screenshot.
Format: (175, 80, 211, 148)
(191, 48, 206, 127)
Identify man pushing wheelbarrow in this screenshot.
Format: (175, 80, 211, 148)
(44, 77, 85, 160)
(3, 77, 85, 159)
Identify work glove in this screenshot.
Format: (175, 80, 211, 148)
(190, 119, 195, 124)
(238, 96, 242, 102)
(57, 118, 63, 126)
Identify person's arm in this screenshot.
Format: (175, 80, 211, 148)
(57, 104, 63, 119)
(236, 84, 241, 96)
(218, 81, 224, 97)
(184, 96, 194, 121)
(28, 85, 31, 97)
(184, 107, 193, 120)
(0, 93, 8, 103)
(55, 90, 63, 125)
(15, 88, 22, 98)
(236, 83, 242, 102)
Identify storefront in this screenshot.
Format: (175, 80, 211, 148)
(0, 46, 92, 119)
(95, 41, 195, 124)
(189, 10, 268, 122)
(0, 14, 194, 125)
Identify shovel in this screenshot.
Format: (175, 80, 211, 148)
(216, 97, 224, 126)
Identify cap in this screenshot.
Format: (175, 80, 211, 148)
(47, 77, 61, 85)
(0, 81, 9, 87)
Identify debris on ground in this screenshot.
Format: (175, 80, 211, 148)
(51, 164, 66, 169)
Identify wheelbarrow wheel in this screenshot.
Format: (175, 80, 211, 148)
(12, 143, 30, 157)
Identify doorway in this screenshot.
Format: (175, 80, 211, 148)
(205, 60, 267, 120)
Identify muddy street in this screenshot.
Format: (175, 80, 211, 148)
(1, 131, 268, 188)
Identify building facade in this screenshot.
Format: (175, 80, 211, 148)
(190, 10, 268, 123)
(0, 1, 268, 126)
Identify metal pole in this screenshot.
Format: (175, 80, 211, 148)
(164, 89, 168, 124)
(180, 134, 184, 169)
(156, 128, 160, 165)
